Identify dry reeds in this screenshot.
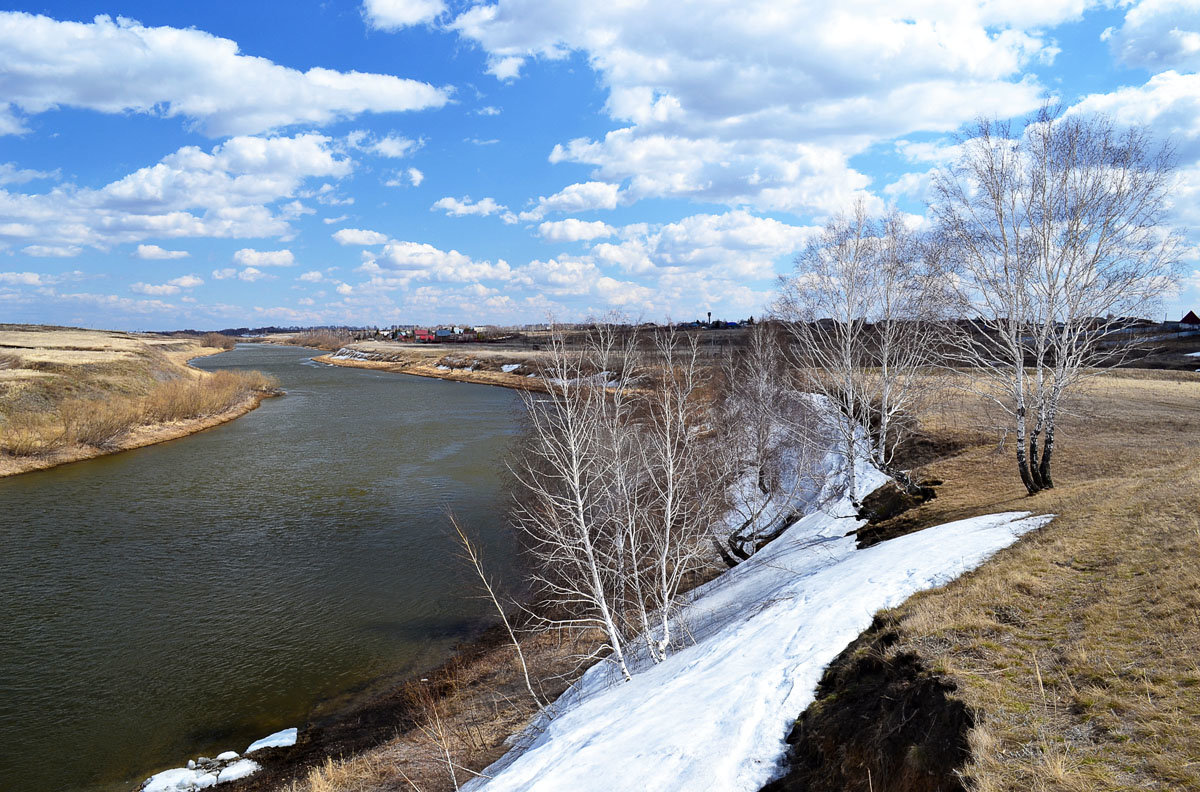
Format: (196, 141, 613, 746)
(0, 369, 278, 456)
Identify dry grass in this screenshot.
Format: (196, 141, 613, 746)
(283, 629, 602, 792)
(1, 369, 278, 455)
(864, 371, 1200, 791)
(0, 326, 277, 465)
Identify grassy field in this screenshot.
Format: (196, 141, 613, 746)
(0, 325, 278, 476)
(843, 369, 1200, 791)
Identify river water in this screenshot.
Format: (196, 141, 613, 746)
(0, 344, 523, 792)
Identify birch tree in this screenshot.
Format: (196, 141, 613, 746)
(776, 201, 946, 506)
(931, 107, 1180, 494)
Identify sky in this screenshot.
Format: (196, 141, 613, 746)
(0, 0, 1198, 331)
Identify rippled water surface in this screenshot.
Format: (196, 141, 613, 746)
(0, 344, 522, 792)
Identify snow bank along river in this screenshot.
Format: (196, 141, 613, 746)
(465, 457, 1052, 791)
(0, 344, 522, 792)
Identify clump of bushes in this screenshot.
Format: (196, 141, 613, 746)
(292, 330, 355, 351)
(0, 369, 279, 457)
(199, 332, 237, 350)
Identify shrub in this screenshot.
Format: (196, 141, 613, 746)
(199, 332, 236, 350)
(292, 330, 355, 351)
(0, 411, 66, 456)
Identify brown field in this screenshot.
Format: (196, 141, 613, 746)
(851, 369, 1200, 791)
(0, 325, 279, 477)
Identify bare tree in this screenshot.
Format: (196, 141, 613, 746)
(509, 326, 634, 680)
(776, 200, 946, 506)
(715, 322, 824, 563)
(931, 106, 1180, 494)
(509, 322, 729, 673)
(640, 327, 722, 657)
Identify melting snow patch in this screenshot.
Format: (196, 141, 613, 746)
(216, 760, 260, 784)
(501, 363, 521, 373)
(465, 484, 1052, 792)
(246, 727, 298, 754)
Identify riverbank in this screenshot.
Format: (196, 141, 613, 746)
(301, 340, 549, 392)
(0, 325, 279, 478)
(222, 368, 1200, 792)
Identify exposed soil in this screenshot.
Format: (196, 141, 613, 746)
(763, 613, 973, 792)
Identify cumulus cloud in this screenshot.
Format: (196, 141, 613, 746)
(446, 0, 1078, 214)
(130, 274, 204, 295)
(362, 0, 446, 29)
(299, 270, 325, 282)
(407, 167, 425, 186)
(1103, 0, 1200, 72)
(349, 131, 424, 158)
(537, 218, 616, 241)
(2, 134, 351, 254)
(431, 195, 509, 217)
(0, 12, 449, 137)
(134, 244, 190, 259)
(519, 181, 620, 220)
(233, 248, 295, 267)
(333, 228, 389, 245)
(361, 240, 513, 287)
(0, 162, 56, 185)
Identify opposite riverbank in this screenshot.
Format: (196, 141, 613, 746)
(0, 325, 279, 477)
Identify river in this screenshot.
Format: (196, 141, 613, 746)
(0, 344, 523, 792)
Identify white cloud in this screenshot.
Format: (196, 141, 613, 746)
(238, 266, 267, 282)
(232, 248, 295, 267)
(362, 240, 513, 286)
(333, 228, 389, 245)
(2, 134, 351, 254)
(134, 244, 190, 260)
(299, 270, 325, 282)
(323, 214, 350, 224)
(519, 181, 621, 221)
(0, 162, 55, 185)
(212, 268, 237, 280)
(1071, 71, 1200, 155)
(431, 195, 509, 217)
(476, 105, 502, 116)
(538, 218, 616, 242)
(130, 274, 204, 295)
(362, 0, 446, 29)
(352, 132, 423, 158)
(1104, 0, 1200, 72)
(22, 245, 80, 257)
(0, 12, 449, 137)
(408, 167, 425, 186)
(0, 271, 49, 286)
(447, 1, 1077, 215)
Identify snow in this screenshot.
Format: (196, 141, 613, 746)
(213, 752, 239, 762)
(245, 727, 298, 754)
(216, 760, 260, 784)
(1186, 351, 1200, 357)
(142, 768, 218, 792)
(501, 363, 521, 373)
(466, 464, 1052, 792)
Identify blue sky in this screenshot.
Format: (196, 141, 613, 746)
(1, 1, 1198, 330)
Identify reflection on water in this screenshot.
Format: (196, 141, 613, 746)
(0, 345, 521, 792)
